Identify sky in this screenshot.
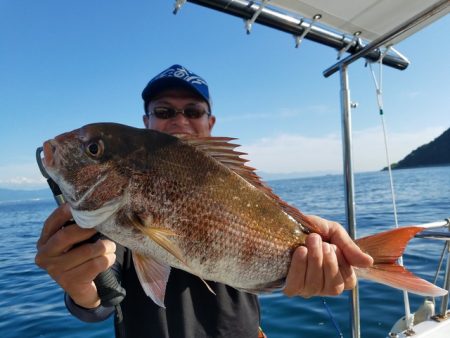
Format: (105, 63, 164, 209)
(0, 1, 449, 189)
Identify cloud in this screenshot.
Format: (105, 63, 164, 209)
(406, 91, 421, 99)
(0, 163, 46, 189)
(219, 104, 333, 122)
(241, 133, 342, 173)
(1, 176, 45, 185)
(0, 176, 46, 189)
(219, 112, 271, 122)
(240, 126, 445, 173)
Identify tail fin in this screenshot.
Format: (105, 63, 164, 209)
(355, 227, 447, 297)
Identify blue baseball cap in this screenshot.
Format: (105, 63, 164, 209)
(141, 64, 212, 112)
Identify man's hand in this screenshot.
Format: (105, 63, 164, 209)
(35, 204, 116, 308)
(283, 215, 373, 298)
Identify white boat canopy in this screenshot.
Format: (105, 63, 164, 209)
(181, 0, 449, 72)
(269, 0, 449, 43)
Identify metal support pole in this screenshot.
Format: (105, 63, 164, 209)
(440, 242, 450, 316)
(340, 64, 360, 338)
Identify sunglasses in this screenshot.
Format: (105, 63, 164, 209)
(149, 106, 210, 119)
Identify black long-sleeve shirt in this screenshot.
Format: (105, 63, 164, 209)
(66, 244, 261, 338)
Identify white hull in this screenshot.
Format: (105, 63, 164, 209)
(393, 315, 450, 338)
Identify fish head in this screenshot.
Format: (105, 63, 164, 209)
(42, 123, 141, 225)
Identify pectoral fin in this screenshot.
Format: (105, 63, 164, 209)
(133, 252, 171, 308)
(129, 215, 215, 297)
(139, 226, 189, 268)
(128, 214, 189, 268)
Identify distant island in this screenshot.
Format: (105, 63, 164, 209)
(383, 127, 450, 170)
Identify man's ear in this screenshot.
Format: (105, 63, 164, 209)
(208, 115, 216, 132)
(143, 114, 150, 129)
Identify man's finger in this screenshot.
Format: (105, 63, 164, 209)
(58, 253, 117, 289)
(37, 204, 72, 248)
(327, 223, 373, 268)
(322, 244, 344, 295)
(301, 234, 324, 297)
(283, 246, 308, 297)
(334, 245, 357, 290)
(57, 239, 117, 272)
(39, 224, 97, 258)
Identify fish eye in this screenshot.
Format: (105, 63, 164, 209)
(85, 140, 104, 158)
(88, 143, 99, 154)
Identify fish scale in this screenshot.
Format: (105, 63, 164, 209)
(126, 131, 304, 287)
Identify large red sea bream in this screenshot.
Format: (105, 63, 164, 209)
(41, 123, 447, 306)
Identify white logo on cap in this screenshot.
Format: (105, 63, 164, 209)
(155, 66, 207, 86)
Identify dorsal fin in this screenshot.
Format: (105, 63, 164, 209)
(176, 135, 324, 236)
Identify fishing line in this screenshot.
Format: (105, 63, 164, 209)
(367, 50, 413, 329)
(115, 304, 125, 338)
(322, 298, 343, 338)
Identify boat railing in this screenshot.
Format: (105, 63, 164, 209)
(387, 219, 450, 338)
(414, 218, 450, 318)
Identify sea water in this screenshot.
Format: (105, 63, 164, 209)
(0, 166, 449, 338)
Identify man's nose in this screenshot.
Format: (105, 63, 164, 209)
(171, 111, 190, 123)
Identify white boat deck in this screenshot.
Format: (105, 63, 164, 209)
(394, 315, 450, 338)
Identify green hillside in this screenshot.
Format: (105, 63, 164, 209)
(386, 127, 450, 170)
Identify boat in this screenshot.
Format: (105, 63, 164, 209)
(171, 1, 450, 337)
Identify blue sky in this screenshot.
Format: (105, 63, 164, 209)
(0, 1, 449, 189)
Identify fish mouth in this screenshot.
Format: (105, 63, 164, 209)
(42, 140, 58, 169)
(41, 139, 76, 202)
(43, 130, 79, 170)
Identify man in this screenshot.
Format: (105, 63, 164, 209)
(35, 65, 373, 337)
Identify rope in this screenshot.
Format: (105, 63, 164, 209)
(368, 51, 414, 329)
(368, 55, 400, 229)
(322, 298, 344, 338)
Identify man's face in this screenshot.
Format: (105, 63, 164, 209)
(143, 88, 215, 137)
